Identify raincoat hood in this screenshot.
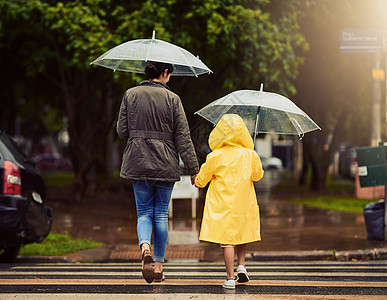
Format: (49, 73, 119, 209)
(209, 114, 254, 151)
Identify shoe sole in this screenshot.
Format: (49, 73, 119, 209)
(222, 279, 236, 289)
(222, 284, 235, 289)
(153, 277, 165, 282)
(237, 272, 249, 283)
(142, 254, 154, 283)
(154, 272, 165, 282)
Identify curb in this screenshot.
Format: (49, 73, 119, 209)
(15, 245, 112, 264)
(16, 256, 72, 263)
(249, 247, 387, 261)
(335, 247, 387, 260)
(16, 246, 387, 263)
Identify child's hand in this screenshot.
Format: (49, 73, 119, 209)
(190, 174, 197, 186)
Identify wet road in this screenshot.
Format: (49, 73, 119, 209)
(1, 260, 386, 299)
(46, 171, 386, 254)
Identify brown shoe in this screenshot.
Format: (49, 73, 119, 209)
(141, 249, 154, 283)
(153, 272, 165, 282)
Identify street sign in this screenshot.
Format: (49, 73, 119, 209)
(372, 68, 385, 80)
(340, 30, 383, 53)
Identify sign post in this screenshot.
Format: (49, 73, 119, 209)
(341, 29, 387, 240)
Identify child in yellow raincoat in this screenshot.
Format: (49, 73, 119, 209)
(195, 114, 264, 289)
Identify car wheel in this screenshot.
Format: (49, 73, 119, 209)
(0, 245, 21, 263)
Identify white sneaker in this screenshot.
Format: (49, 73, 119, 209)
(222, 278, 235, 289)
(236, 265, 249, 283)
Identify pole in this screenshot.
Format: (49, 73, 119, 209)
(371, 53, 386, 240)
(385, 52, 387, 241)
(371, 53, 382, 146)
(384, 184, 387, 241)
(385, 52, 387, 141)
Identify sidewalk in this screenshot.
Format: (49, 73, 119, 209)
(17, 242, 387, 263)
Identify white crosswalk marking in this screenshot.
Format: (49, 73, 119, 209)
(0, 260, 386, 299)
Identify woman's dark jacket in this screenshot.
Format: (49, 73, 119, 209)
(116, 80, 199, 181)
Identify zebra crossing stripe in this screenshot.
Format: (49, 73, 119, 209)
(1, 261, 386, 296)
(0, 279, 386, 287)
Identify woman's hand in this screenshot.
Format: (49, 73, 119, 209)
(190, 174, 197, 186)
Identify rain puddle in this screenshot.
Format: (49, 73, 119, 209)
(47, 171, 386, 252)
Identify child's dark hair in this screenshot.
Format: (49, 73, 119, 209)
(145, 61, 174, 79)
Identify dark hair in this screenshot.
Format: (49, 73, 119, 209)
(145, 61, 174, 79)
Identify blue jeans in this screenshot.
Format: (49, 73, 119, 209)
(132, 180, 174, 263)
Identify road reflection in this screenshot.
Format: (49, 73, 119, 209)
(48, 170, 386, 252)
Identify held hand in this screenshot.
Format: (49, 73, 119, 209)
(191, 174, 197, 186)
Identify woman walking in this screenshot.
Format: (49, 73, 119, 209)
(116, 61, 199, 283)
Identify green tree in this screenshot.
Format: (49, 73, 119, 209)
(0, 0, 308, 200)
(0, 0, 127, 200)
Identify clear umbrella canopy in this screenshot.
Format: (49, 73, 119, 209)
(90, 31, 212, 77)
(195, 84, 321, 143)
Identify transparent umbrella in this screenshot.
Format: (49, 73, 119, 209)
(195, 84, 321, 145)
(90, 31, 212, 77)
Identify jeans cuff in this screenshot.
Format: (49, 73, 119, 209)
(153, 256, 165, 263)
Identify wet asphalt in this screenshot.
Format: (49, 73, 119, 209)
(2, 260, 387, 299)
(45, 170, 387, 261)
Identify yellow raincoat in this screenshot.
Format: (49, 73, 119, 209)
(195, 114, 264, 245)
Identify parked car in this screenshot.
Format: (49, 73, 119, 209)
(32, 152, 72, 172)
(260, 156, 283, 170)
(0, 131, 52, 262)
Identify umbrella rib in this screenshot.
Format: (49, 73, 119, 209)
(289, 118, 304, 138)
(111, 59, 122, 72)
(178, 49, 199, 77)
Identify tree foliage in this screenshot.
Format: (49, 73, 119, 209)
(0, 0, 308, 200)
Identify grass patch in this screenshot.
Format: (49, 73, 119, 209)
(273, 172, 374, 214)
(273, 172, 355, 196)
(41, 172, 75, 187)
(326, 177, 356, 195)
(292, 196, 375, 214)
(19, 233, 103, 256)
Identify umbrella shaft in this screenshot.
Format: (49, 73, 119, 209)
(254, 106, 261, 148)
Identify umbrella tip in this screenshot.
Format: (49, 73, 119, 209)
(260, 83, 263, 92)
(152, 30, 155, 39)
